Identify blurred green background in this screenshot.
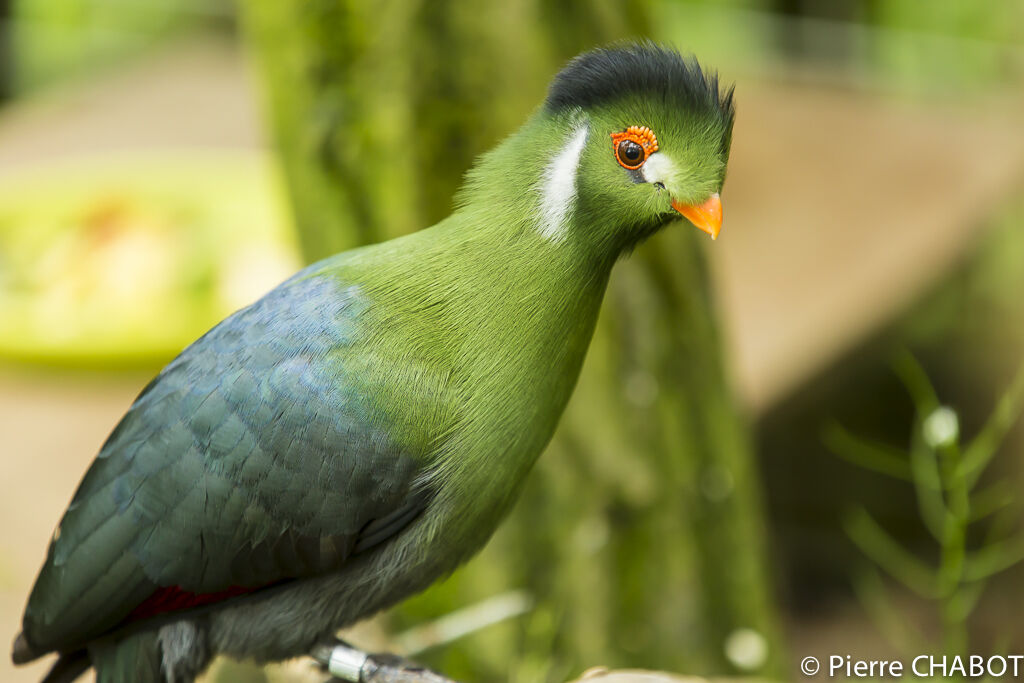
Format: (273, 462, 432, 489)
(1, 1, 1023, 682)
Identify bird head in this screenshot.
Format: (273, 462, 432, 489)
(544, 43, 735, 250)
(461, 43, 734, 260)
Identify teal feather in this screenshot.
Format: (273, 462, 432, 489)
(24, 271, 429, 652)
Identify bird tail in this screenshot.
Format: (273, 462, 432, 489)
(11, 630, 37, 665)
(40, 650, 90, 683)
(90, 631, 163, 683)
(13, 630, 90, 683)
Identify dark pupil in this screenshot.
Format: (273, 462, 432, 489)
(618, 140, 643, 165)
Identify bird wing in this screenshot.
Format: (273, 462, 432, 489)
(23, 268, 440, 654)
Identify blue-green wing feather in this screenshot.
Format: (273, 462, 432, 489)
(24, 269, 430, 653)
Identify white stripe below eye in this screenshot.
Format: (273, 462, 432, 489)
(537, 123, 589, 242)
(641, 151, 675, 185)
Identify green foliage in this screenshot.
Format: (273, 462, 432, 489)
(867, 0, 1024, 93)
(0, 154, 298, 365)
(662, 0, 1023, 95)
(827, 351, 1024, 657)
(11, 0, 228, 92)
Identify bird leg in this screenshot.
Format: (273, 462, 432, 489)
(311, 639, 458, 683)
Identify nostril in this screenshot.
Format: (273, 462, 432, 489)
(654, 182, 665, 190)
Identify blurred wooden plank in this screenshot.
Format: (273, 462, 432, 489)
(0, 39, 259, 173)
(711, 80, 1024, 412)
(571, 669, 775, 683)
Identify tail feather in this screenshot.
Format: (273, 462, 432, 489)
(90, 631, 162, 683)
(41, 650, 90, 683)
(12, 631, 38, 665)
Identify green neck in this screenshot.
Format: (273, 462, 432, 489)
(417, 217, 613, 543)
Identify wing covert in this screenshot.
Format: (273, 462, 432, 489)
(24, 269, 435, 653)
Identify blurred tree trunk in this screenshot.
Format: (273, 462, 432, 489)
(239, 2, 784, 680)
(0, 0, 11, 102)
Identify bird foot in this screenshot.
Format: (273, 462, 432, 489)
(312, 640, 458, 683)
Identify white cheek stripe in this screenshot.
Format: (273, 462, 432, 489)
(537, 123, 589, 242)
(641, 151, 676, 185)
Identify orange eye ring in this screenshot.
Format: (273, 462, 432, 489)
(611, 125, 659, 170)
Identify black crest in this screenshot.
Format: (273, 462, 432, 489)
(545, 42, 734, 129)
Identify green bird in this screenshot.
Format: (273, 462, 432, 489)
(12, 43, 734, 683)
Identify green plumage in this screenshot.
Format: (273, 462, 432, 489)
(14, 43, 735, 682)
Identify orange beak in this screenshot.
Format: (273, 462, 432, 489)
(671, 192, 723, 240)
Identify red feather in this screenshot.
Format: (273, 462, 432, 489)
(128, 585, 258, 621)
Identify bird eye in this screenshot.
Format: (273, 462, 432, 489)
(616, 140, 644, 168)
(610, 126, 659, 170)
